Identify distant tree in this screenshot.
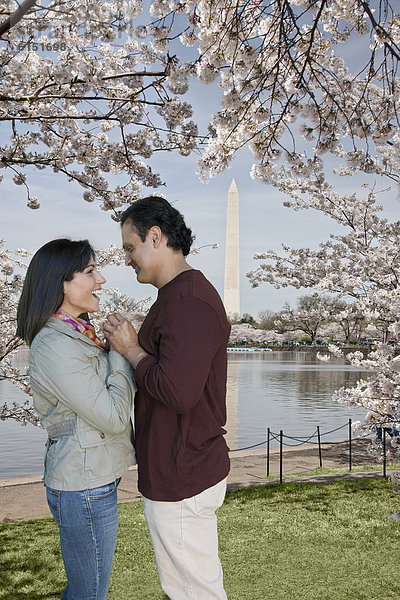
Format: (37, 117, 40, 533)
(239, 313, 256, 325)
(331, 299, 366, 344)
(227, 312, 241, 325)
(229, 323, 273, 345)
(275, 294, 335, 343)
(257, 309, 277, 330)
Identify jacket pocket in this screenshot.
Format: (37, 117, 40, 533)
(76, 426, 110, 448)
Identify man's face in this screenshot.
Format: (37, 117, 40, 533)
(121, 222, 156, 285)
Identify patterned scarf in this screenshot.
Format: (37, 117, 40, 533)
(53, 309, 109, 352)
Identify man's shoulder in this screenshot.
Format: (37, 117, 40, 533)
(190, 270, 221, 301)
(164, 270, 230, 328)
(166, 269, 221, 305)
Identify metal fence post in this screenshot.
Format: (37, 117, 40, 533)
(317, 426, 322, 468)
(266, 427, 270, 476)
(348, 418, 352, 472)
(383, 427, 387, 478)
(279, 430, 283, 483)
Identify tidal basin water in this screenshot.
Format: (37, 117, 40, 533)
(0, 350, 368, 478)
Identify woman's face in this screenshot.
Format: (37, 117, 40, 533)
(60, 257, 106, 318)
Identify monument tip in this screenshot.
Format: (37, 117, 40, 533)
(229, 178, 238, 192)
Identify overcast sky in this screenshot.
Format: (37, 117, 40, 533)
(2, 32, 399, 318)
(3, 137, 398, 317)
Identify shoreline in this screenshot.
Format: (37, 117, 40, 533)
(1, 439, 394, 522)
(227, 344, 394, 353)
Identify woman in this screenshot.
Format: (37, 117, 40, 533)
(17, 238, 136, 600)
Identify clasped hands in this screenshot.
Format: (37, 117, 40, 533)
(103, 313, 148, 368)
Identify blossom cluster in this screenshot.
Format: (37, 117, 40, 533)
(1, 1, 398, 215)
(157, 0, 400, 191)
(0, 0, 199, 214)
(247, 167, 400, 464)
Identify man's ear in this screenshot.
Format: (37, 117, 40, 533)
(149, 226, 162, 248)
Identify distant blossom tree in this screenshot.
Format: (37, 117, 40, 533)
(257, 309, 277, 331)
(275, 293, 335, 342)
(229, 323, 280, 345)
(330, 300, 366, 345)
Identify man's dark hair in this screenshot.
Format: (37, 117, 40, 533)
(121, 196, 195, 257)
(16, 238, 95, 345)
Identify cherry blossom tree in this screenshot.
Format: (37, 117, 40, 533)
(331, 300, 366, 345)
(181, 0, 400, 188)
(0, 243, 32, 421)
(2, 0, 398, 215)
(229, 322, 283, 345)
(0, 0, 200, 215)
(247, 187, 400, 454)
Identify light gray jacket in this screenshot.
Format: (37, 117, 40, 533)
(29, 317, 136, 491)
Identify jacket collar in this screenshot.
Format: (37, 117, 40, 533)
(44, 316, 102, 349)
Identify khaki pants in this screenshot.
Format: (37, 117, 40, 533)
(143, 478, 228, 600)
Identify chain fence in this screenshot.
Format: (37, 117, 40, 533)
(231, 419, 397, 483)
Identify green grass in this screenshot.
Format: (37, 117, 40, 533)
(1, 478, 400, 600)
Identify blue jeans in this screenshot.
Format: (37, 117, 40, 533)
(46, 479, 120, 600)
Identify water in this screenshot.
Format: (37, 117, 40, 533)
(224, 351, 367, 452)
(0, 350, 368, 478)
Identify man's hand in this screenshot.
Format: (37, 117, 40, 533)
(103, 313, 148, 368)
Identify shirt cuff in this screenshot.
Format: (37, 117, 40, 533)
(133, 353, 157, 382)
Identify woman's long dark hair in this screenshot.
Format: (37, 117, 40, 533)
(17, 238, 95, 345)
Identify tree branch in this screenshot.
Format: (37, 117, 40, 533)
(360, 0, 400, 62)
(0, 0, 37, 38)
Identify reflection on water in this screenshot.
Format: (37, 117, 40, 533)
(227, 351, 368, 451)
(0, 380, 47, 478)
(225, 359, 239, 451)
(0, 351, 369, 478)
(0, 347, 48, 477)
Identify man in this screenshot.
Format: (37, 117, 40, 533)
(103, 196, 231, 600)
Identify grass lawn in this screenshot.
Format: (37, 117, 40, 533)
(1, 478, 400, 600)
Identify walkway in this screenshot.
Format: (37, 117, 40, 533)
(0, 439, 394, 522)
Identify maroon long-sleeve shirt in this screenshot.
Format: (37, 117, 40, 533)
(134, 269, 231, 501)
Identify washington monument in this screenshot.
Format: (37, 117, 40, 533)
(224, 179, 240, 318)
